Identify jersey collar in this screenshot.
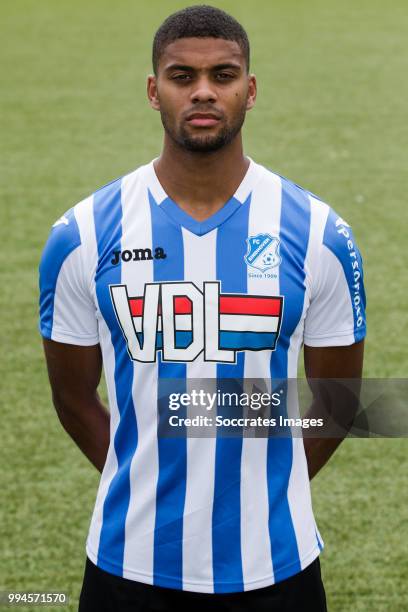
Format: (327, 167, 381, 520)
(146, 156, 259, 236)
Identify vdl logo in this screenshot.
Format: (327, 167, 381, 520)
(244, 233, 281, 272)
(110, 281, 284, 363)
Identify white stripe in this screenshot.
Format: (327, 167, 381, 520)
(145, 159, 167, 204)
(120, 169, 159, 581)
(51, 196, 99, 344)
(234, 157, 263, 203)
(220, 314, 279, 333)
(285, 194, 326, 567)
(182, 227, 217, 593)
(286, 355, 318, 566)
(302, 196, 355, 346)
(73, 196, 122, 562)
(302, 195, 330, 336)
(86, 318, 121, 562)
(51, 247, 100, 344)
(241, 165, 282, 588)
(73, 195, 98, 291)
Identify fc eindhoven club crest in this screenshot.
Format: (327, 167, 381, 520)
(244, 233, 281, 272)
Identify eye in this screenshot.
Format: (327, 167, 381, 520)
(172, 73, 192, 81)
(215, 72, 234, 80)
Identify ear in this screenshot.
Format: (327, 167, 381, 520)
(246, 74, 257, 111)
(147, 75, 160, 111)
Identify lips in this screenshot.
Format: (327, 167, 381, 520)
(186, 112, 221, 127)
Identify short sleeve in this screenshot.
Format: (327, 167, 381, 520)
(304, 208, 367, 347)
(38, 208, 99, 345)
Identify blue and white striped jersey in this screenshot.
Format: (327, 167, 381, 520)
(39, 158, 366, 593)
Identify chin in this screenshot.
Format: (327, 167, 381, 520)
(182, 138, 227, 153)
(179, 129, 231, 153)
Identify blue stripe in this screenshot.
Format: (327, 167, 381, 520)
(93, 179, 138, 576)
(268, 177, 310, 582)
(38, 208, 80, 338)
(136, 331, 193, 349)
(136, 331, 278, 351)
(323, 208, 367, 342)
(220, 331, 277, 350)
(149, 191, 187, 589)
(212, 193, 251, 593)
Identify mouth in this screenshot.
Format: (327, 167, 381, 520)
(186, 112, 221, 127)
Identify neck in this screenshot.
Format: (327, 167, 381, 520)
(153, 133, 249, 220)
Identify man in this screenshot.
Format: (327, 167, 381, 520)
(39, 5, 366, 611)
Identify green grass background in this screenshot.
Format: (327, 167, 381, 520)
(1, 1, 407, 610)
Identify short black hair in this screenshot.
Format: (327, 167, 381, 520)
(152, 5, 250, 74)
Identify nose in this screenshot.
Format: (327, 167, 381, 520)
(190, 76, 217, 104)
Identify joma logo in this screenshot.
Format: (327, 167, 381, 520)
(111, 247, 167, 265)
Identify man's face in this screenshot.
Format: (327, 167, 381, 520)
(148, 37, 256, 153)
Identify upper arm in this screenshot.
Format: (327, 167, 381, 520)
(304, 340, 364, 379)
(38, 205, 99, 345)
(43, 339, 103, 406)
(303, 205, 367, 378)
(39, 204, 101, 404)
(303, 341, 365, 433)
(304, 206, 366, 347)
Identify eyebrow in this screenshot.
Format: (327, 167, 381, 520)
(164, 62, 242, 73)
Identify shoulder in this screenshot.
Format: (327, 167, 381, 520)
(254, 161, 329, 218)
(39, 205, 83, 274)
(254, 162, 334, 246)
(91, 162, 151, 215)
(256, 162, 359, 245)
(41, 162, 151, 259)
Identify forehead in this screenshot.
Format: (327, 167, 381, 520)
(159, 37, 245, 71)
